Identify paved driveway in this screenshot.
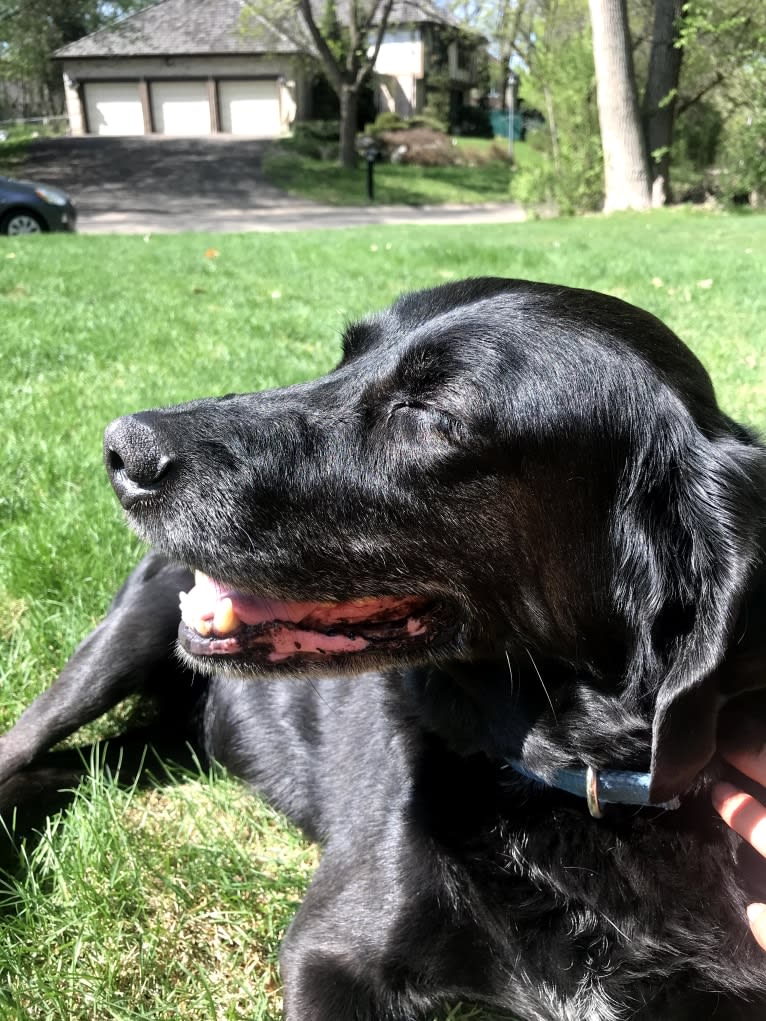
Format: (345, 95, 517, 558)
(22, 135, 526, 233)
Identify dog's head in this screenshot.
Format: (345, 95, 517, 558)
(104, 279, 766, 802)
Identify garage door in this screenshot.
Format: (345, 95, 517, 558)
(151, 81, 211, 136)
(84, 82, 144, 136)
(219, 80, 281, 137)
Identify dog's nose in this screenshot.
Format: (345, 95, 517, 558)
(104, 414, 175, 509)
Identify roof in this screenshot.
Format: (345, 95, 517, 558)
(54, 0, 300, 59)
(55, 0, 457, 60)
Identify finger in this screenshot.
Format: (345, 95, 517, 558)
(721, 744, 766, 789)
(712, 782, 766, 857)
(748, 904, 766, 953)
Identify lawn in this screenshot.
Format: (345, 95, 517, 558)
(261, 136, 541, 206)
(0, 122, 68, 176)
(1, 208, 765, 1020)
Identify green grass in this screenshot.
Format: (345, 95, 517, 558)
(262, 137, 527, 205)
(1, 208, 765, 1019)
(0, 136, 31, 176)
(0, 122, 68, 175)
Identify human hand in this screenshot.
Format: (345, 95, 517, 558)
(712, 745, 766, 952)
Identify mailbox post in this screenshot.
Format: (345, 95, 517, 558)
(356, 135, 381, 201)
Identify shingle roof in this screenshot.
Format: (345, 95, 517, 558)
(54, 0, 300, 58)
(55, 0, 456, 60)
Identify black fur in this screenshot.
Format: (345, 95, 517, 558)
(3, 278, 766, 1020)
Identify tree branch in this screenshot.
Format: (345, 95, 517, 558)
(356, 0, 394, 87)
(298, 0, 344, 88)
(677, 70, 724, 115)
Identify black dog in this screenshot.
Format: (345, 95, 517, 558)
(2, 278, 766, 1020)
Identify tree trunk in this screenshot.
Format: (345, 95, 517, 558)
(643, 0, 684, 206)
(339, 83, 359, 169)
(589, 0, 652, 211)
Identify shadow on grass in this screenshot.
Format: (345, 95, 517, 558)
(0, 728, 202, 879)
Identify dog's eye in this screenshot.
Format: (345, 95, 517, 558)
(390, 401, 466, 445)
(392, 400, 430, 413)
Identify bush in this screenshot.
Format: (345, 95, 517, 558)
(408, 113, 448, 134)
(285, 120, 340, 160)
(366, 112, 449, 137)
(377, 128, 459, 167)
(369, 111, 408, 134)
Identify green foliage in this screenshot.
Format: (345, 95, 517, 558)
(513, 0, 604, 215)
(281, 119, 341, 159)
(671, 0, 766, 203)
(318, 0, 348, 64)
(409, 113, 449, 134)
(0, 1, 145, 115)
(673, 100, 723, 172)
(367, 112, 449, 136)
(370, 111, 409, 134)
(716, 66, 766, 204)
(263, 143, 513, 202)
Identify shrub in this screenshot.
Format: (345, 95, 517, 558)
(369, 111, 408, 134)
(408, 113, 448, 134)
(366, 112, 449, 137)
(377, 128, 459, 167)
(286, 120, 340, 160)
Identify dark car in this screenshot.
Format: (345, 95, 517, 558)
(0, 176, 77, 235)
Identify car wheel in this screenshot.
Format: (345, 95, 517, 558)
(1, 210, 44, 235)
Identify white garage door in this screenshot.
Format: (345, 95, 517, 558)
(219, 80, 281, 137)
(84, 82, 144, 136)
(151, 81, 211, 136)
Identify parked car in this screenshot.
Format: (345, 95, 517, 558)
(0, 176, 77, 235)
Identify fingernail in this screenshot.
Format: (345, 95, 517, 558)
(712, 781, 738, 808)
(747, 903, 766, 923)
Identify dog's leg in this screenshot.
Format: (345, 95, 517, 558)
(280, 855, 438, 1021)
(0, 552, 191, 786)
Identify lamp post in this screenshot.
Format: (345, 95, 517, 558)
(507, 69, 519, 160)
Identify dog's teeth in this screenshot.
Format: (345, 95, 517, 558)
(196, 617, 213, 637)
(194, 569, 208, 588)
(213, 597, 240, 636)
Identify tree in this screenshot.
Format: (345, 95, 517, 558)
(245, 0, 396, 167)
(0, 1, 146, 116)
(642, 0, 684, 206)
(510, 0, 605, 214)
(299, 0, 395, 166)
(588, 0, 651, 210)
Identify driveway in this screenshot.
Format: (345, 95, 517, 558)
(22, 135, 526, 233)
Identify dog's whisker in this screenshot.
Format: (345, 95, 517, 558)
(504, 648, 517, 700)
(601, 913, 632, 943)
(303, 677, 337, 714)
(525, 647, 558, 724)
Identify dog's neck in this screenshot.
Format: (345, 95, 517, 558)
(400, 656, 653, 776)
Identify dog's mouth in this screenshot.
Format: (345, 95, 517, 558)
(178, 570, 437, 665)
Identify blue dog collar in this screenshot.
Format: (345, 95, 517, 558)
(506, 759, 681, 818)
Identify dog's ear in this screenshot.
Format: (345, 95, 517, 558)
(614, 423, 765, 805)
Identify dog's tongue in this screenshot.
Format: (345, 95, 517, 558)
(178, 571, 420, 644)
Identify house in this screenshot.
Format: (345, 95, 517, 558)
(55, 0, 483, 139)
